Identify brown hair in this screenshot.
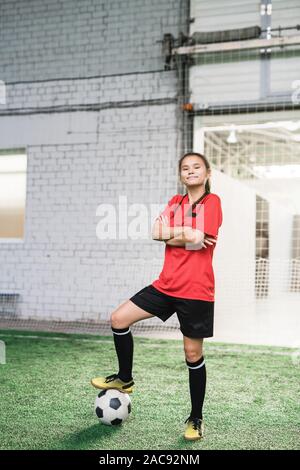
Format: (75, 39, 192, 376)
(178, 152, 211, 193)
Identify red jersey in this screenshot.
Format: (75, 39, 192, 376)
(151, 192, 222, 301)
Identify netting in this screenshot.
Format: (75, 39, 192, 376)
(0, 0, 299, 346)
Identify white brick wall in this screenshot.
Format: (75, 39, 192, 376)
(0, 0, 181, 82)
(0, 0, 184, 326)
(1, 73, 178, 111)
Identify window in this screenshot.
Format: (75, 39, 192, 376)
(0, 149, 27, 239)
(290, 214, 300, 292)
(255, 195, 269, 298)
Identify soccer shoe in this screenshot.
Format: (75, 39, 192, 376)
(90, 373, 134, 394)
(184, 417, 204, 441)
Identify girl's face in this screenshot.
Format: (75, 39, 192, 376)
(180, 156, 210, 188)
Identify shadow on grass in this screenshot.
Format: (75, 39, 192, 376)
(54, 427, 205, 451)
(52, 423, 123, 450)
(167, 436, 206, 451)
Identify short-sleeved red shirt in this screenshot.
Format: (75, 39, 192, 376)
(151, 192, 222, 301)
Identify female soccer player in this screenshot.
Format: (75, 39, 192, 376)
(91, 152, 223, 441)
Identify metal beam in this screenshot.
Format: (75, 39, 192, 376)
(172, 35, 300, 55)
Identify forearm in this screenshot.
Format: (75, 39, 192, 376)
(165, 228, 205, 250)
(165, 237, 187, 246)
(165, 231, 204, 247)
(165, 229, 195, 245)
(152, 224, 186, 241)
(152, 221, 205, 248)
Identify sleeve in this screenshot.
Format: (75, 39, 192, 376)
(155, 195, 180, 221)
(203, 195, 223, 237)
(194, 194, 222, 237)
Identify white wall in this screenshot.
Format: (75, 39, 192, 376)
(194, 124, 261, 344)
(0, 0, 182, 325)
(189, 0, 300, 105)
(272, 0, 300, 36)
(190, 0, 259, 32)
(0, 0, 180, 82)
(190, 60, 261, 106)
(194, 126, 300, 346)
(246, 178, 300, 213)
(208, 168, 257, 343)
(269, 201, 294, 295)
(245, 178, 298, 299)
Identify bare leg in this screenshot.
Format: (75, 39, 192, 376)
(183, 336, 203, 362)
(110, 299, 155, 329)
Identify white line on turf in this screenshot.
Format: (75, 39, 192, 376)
(0, 333, 297, 355)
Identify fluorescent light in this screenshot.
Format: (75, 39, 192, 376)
(227, 127, 238, 144)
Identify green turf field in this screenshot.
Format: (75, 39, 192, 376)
(0, 329, 299, 450)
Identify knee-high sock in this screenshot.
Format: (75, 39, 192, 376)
(186, 356, 206, 420)
(111, 326, 134, 382)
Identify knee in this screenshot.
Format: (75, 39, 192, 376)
(184, 348, 203, 363)
(110, 311, 130, 329)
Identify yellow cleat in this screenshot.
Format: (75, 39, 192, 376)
(184, 417, 204, 441)
(91, 373, 134, 394)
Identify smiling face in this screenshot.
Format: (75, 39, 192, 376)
(180, 155, 211, 188)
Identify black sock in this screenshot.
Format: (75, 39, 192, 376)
(186, 356, 206, 420)
(111, 326, 134, 382)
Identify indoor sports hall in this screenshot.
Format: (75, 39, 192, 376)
(0, 0, 299, 451)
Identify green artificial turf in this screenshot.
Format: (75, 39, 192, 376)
(0, 329, 299, 450)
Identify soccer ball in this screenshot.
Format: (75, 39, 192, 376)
(94, 389, 132, 425)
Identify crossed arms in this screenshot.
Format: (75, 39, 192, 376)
(151, 215, 217, 249)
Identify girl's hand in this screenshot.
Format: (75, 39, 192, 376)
(158, 215, 169, 226)
(201, 235, 217, 249)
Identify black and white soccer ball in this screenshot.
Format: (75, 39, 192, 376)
(94, 389, 132, 425)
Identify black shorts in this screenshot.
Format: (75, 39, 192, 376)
(129, 284, 214, 339)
